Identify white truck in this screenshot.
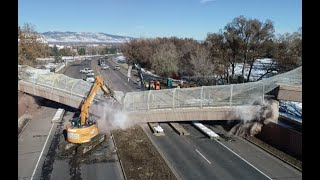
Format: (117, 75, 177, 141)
(85, 73, 95, 83)
(80, 68, 94, 74)
(101, 64, 109, 70)
(113, 65, 120, 70)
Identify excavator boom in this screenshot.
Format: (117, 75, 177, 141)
(79, 75, 111, 126)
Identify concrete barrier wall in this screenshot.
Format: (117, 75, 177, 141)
(256, 122, 302, 160)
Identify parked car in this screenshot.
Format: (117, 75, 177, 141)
(80, 68, 94, 74)
(101, 65, 109, 70)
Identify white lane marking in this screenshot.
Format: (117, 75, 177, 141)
(215, 140, 273, 180)
(195, 149, 212, 164)
(30, 123, 55, 180)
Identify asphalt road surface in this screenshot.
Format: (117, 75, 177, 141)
(18, 103, 62, 180)
(97, 57, 139, 94)
(18, 57, 125, 180)
(143, 123, 268, 180)
(101, 56, 301, 180)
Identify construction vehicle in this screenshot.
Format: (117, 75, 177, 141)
(59, 75, 113, 156)
(134, 63, 161, 90)
(148, 80, 161, 90)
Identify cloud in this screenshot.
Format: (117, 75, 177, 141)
(200, 0, 216, 4)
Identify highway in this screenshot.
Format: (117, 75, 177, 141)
(102, 56, 302, 180)
(18, 101, 66, 180)
(142, 123, 270, 180)
(18, 56, 302, 180)
(18, 57, 125, 180)
(200, 122, 302, 179)
(97, 58, 138, 94)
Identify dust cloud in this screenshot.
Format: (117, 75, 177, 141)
(228, 99, 279, 137)
(90, 101, 135, 134)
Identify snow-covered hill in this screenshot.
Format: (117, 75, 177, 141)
(41, 31, 133, 44)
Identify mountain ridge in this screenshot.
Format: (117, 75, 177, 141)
(40, 31, 134, 43)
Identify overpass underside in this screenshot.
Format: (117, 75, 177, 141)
(126, 105, 264, 123)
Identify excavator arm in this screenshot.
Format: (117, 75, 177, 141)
(80, 75, 111, 126)
(65, 75, 112, 147)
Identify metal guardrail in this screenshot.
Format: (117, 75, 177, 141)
(122, 67, 301, 112)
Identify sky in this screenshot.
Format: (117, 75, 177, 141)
(18, 0, 302, 40)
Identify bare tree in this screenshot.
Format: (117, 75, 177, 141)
(138, 38, 157, 69)
(171, 37, 199, 77)
(273, 29, 302, 73)
(18, 23, 48, 66)
(246, 19, 275, 81)
(205, 32, 228, 84)
(224, 23, 242, 79)
(121, 39, 155, 68)
(150, 42, 179, 78)
(189, 44, 213, 84)
(255, 39, 278, 81)
(59, 47, 73, 56)
(121, 40, 136, 64)
(224, 16, 275, 82)
(52, 45, 61, 63)
(189, 45, 211, 76)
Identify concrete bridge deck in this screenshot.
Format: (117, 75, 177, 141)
(276, 84, 302, 102)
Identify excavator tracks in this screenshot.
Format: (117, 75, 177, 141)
(59, 134, 106, 157)
(76, 134, 106, 156)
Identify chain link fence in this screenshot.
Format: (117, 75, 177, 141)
(18, 65, 105, 99)
(123, 66, 301, 111)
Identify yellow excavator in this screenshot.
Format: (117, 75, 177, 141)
(59, 75, 113, 156)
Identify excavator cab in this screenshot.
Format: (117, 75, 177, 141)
(67, 121, 99, 144)
(70, 117, 81, 127)
(70, 116, 95, 128)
